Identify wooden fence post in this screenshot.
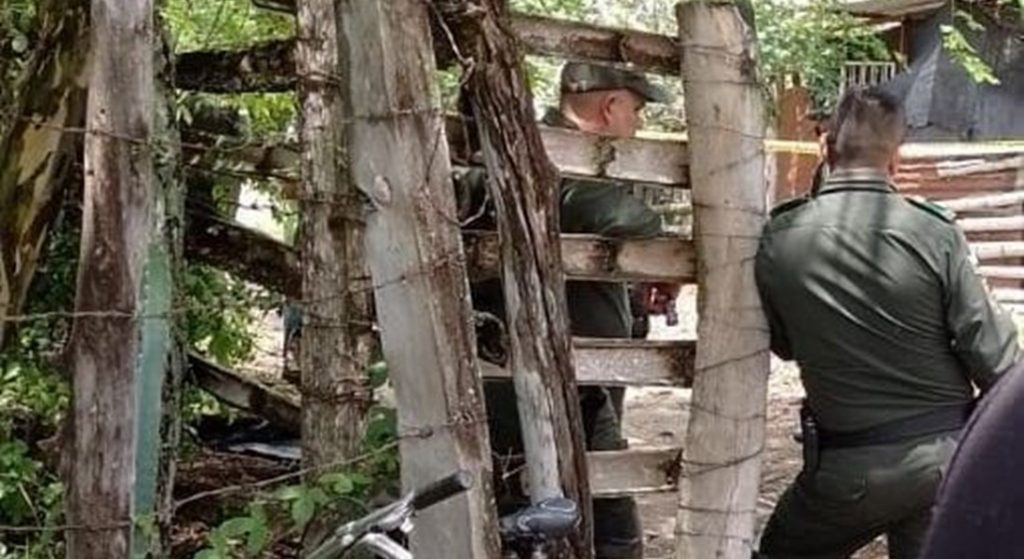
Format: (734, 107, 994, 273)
(66, 0, 156, 556)
(675, 2, 771, 558)
(331, 1, 501, 557)
(294, 0, 375, 492)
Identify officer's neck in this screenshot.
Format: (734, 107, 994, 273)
(830, 165, 892, 185)
(560, 107, 606, 135)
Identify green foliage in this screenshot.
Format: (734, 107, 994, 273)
(0, 353, 66, 558)
(753, 0, 890, 109)
(163, 0, 294, 52)
(0, 356, 68, 435)
(193, 403, 399, 557)
(0, 203, 72, 557)
(0, 0, 35, 114)
(941, 10, 1001, 85)
(513, 0, 587, 18)
(193, 503, 271, 559)
(184, 264, 273, 366)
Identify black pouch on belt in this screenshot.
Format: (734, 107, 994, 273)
(799, 400, 820, 473)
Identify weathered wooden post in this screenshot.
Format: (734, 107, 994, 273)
(322, 1, 501, 557)
(66, 0, 159, 556)
(294, 0, 375, 475)
(441, 2, 593, 556)
(675, 1, 771, 558)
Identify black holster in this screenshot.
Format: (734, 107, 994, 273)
(798, 401, 820, 473)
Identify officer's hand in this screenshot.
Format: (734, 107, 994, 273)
(642, 283, 680, 315)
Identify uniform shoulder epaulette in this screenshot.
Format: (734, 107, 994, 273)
(770, 196, 810, 218)
(905, 195, 956, 223)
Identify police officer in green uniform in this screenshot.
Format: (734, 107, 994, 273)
(754, 87, 1020, 558)
(457, 62, 678, 559)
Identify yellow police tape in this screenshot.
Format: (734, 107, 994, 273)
(636, 130, 1024, 157)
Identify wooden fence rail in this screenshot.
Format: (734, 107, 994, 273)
(175, 11, 681, 94)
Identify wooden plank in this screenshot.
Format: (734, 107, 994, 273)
(464, 231, 696, 283)
(206, 120, 691, 187)
(676, 4, 770, 558)
(971, 242, 1024, 261)
(538, 124, 689, 186)
(958, 216, 1024, 233)
(481, 339, 696, 387)
(185, 208, 301, 296)
(942, 190, 1024, 212)
(508, 13, 680, 75)
(175, 39, 295, 93)
(189, 352, 300, 434)
(992, 288, 1024, 303)
(936, 155, 1024, 178)
(183, 213, 696, 293)
(978, 266, 1024, 280)
(342, 1, 501, 557)
(574, 339, 694, 387)
(178, 8, 681, 87)
(589, 448, 682, 497)
(499, 447, 682, 497)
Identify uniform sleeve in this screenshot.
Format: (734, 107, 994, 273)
(755, 240, 793, 361)
(560, 181, 662, 238)
(945, 228, 1021, 390)
(452, 166, 491, 228)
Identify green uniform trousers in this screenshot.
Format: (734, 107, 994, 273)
(759, 430, 959, 559)
(484, 380, 642, 558)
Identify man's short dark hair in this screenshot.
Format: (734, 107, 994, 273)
(829, 87, 907, 167)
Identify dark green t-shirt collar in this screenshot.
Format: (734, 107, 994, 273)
(817, 167, 896, 195)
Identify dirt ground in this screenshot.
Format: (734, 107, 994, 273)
(630, 286, 887, 558)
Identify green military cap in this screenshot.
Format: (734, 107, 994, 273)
(560, 62, 671, 104)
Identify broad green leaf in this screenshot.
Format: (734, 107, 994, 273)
(319, 472, 356, 495)
(292, 494, 317, 527)
(217, 516, 254, 538)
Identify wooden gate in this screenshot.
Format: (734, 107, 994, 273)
(178, 2, 769, 557)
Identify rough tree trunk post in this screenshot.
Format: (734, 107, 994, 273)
(328, 1, 502, 557)
(294, 0, 377, 542)
(675, 2, 771, 558)
(65, 0, 156, 556)
(441, 2, 593, 556)
(0, 0, 89, 346)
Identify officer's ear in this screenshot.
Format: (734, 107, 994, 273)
(597, 92, 616, 127)
(819, 131, 837, 170)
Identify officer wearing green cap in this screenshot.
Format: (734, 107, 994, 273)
(753, 87, 1020, 558)
(456, 62, 677, 559)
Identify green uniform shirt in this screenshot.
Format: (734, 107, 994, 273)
(458, 108, 662, 338)
(756, 169, 1020, 432)
(545, 108, 662, 337)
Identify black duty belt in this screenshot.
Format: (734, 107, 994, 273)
(818, 402, 975, 450)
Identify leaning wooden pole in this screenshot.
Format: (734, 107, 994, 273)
(66, 0, 155, 556)
(675, 2, 771, 558)
(329, 1, 501, 557)
(441, 2, 593, 557)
